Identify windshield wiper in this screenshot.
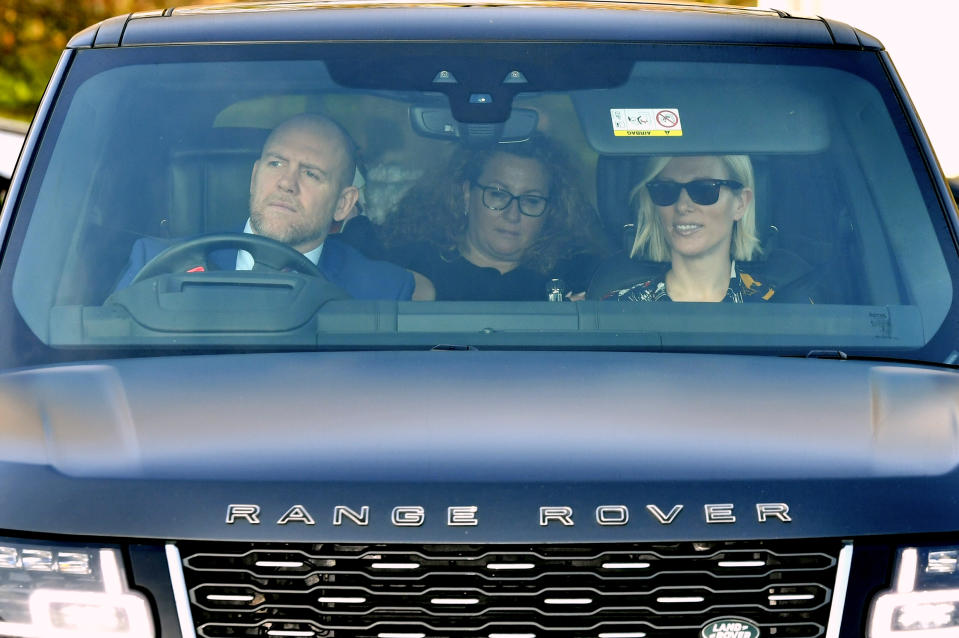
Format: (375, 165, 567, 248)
(806, 350, 848, 360)
(431, 344, 479, 351)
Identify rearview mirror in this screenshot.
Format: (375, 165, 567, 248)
(410, 105, 538, 145)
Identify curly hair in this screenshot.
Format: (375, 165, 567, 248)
(384, 136, 607, 274)
(629, 155, 761, 262)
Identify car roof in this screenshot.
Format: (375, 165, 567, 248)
(68, 0, 881, 50)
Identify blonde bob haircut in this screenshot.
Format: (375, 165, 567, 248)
(628, 155, 761, 262)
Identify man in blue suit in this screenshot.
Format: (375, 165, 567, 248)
(116, 114, 427, 300)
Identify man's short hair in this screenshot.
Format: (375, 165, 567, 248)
(264, 113, 357, 189)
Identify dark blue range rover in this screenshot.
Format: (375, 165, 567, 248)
(0, 2, 956, 637)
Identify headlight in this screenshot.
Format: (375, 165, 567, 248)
(870, 546, 959, 636)
(0, 538, 154, 637)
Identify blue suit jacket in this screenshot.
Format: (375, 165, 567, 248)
(115, 234, 414, 300)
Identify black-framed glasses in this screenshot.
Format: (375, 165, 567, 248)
(646, 179, 743, 207)
(472, 181, 549, 217)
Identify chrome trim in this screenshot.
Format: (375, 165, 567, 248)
(392, 506, 425, 527)
(539, 506, 574, 526)
(657, 596, 704, 603)
(595, 505, 629, 526)
(277, 505, 316, 526)
(166, 543, 198, 638)
(182, 540, 836, 634)
(226, 504, 261, 524)
(896, 547, 918, 593)
(824, 541, 853, 638)
(224, 502, 795, 528)
(432, 597, 479, 605)
(768, 594, 814, 601)
(545, 598, 592, 605)
(208, 594, 255, 602)
(448, 506, 479, 526)
(704, 504, 736, 524)
(320, 596, 367, 603)
(487, 562, 535, 570)
(645, 505, 683, 525)
(334, 505, 370, 527)
(756, 503, 792, 523)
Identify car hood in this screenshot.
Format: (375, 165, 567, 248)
(0, 350, 957, 540)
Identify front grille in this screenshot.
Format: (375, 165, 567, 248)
(178, 540, 843, 638)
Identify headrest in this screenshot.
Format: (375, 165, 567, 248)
(167, 127, 269, 237)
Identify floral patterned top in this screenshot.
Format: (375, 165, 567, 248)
(604, 262, 778, 303)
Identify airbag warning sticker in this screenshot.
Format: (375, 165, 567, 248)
(611, 108, 682, 136)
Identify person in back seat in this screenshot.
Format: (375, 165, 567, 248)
(383, 135, 608, 301)
(593, 154, 817, 303)
(115, 113, 432, 300)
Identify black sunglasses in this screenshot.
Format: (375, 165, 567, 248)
(646, 179, 744, 207)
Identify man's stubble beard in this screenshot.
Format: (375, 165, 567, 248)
(249, 193, 330, 251)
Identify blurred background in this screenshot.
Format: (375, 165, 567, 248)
(1, 0, 956, 183)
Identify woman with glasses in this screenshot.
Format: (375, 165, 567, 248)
(596, 154, 815, 303)
(384, 135, 607, 300)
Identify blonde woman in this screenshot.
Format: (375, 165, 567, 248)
(599, 154, 814, 303)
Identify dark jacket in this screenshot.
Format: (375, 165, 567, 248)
(115, 234, 414, 300)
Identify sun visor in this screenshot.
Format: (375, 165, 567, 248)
(573, 62, 831, 155)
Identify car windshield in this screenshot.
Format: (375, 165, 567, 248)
(2, 41, 956, 366)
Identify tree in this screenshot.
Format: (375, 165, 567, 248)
(0, 0, 234, 120)
(0, 0, 756, 121)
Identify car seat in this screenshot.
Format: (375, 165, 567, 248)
(166, 126, 269, 237)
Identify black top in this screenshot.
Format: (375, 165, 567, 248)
(397, 244, 549, 301)
(387, 243, 603, 301)
(333, 219, 540, 300)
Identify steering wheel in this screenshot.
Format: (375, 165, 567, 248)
(131, 233, 323, 285)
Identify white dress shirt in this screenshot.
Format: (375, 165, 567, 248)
(235, 219, 323, 270)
